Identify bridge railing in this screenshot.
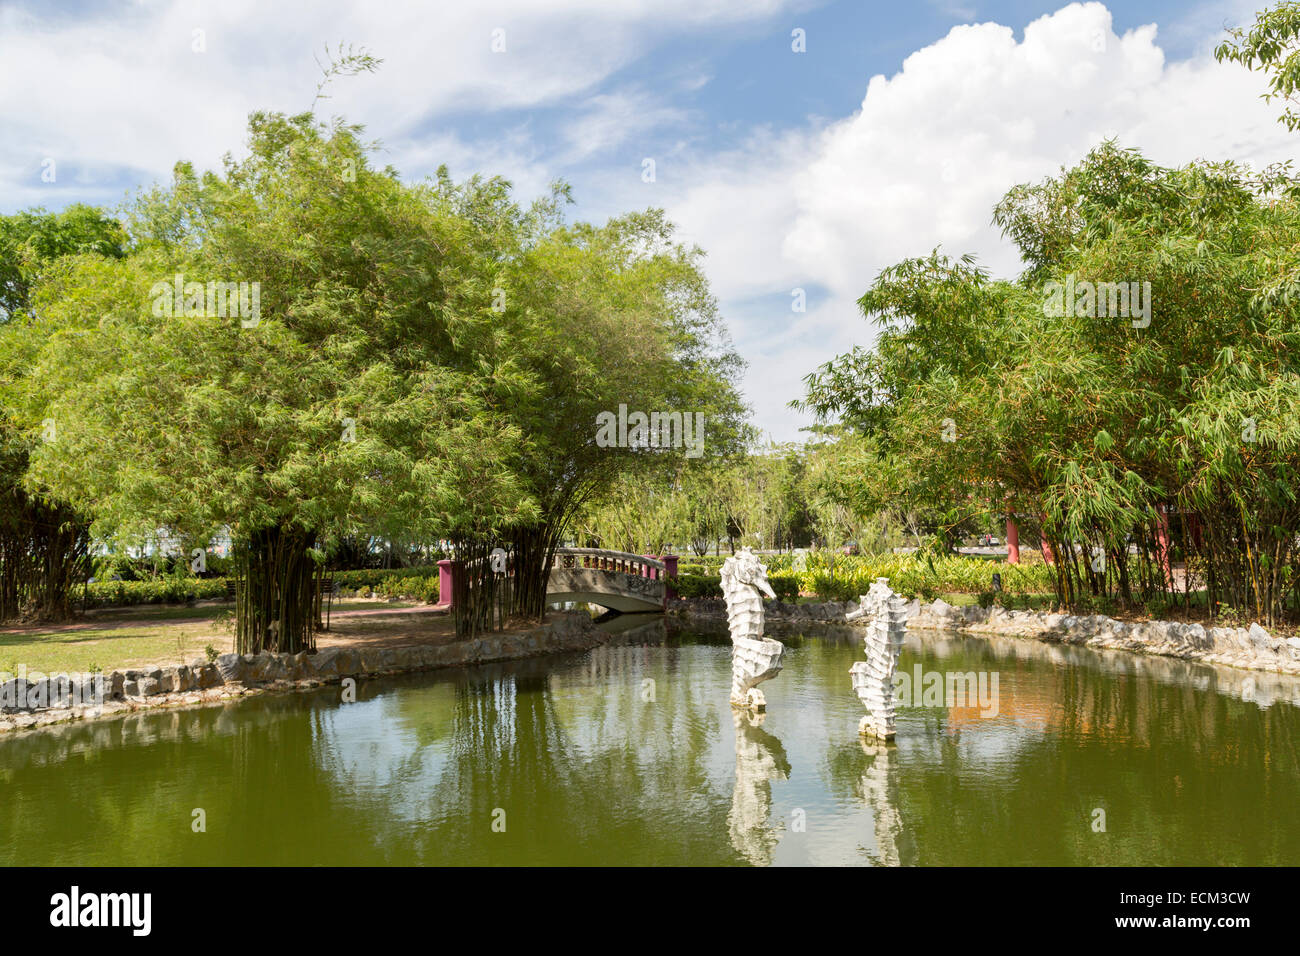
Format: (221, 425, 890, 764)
(552, 548, 667, 580)
(435, 549, 677, 610)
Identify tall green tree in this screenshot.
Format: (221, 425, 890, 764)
(0, 205, 126, 621)
(9, 108, 749, 644)
(479, 206, 748, 619)
(801, 142, 1300, 622)
(10, 113, 532, 650)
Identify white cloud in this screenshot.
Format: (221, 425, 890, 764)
(2, 1, 1294, 444)
(561, 90, 691, 164)
(0, 0, 795, 203)
(385, 126, 554, 202)
(644, 2, 1295, 439)
(782, 3, 1292, 294)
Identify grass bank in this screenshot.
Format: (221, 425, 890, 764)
(0, 598, 417, 675)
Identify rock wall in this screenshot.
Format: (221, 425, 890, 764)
(669, 597, 859, 629)
(0, 611, 600, 735)
(670, 596, 1300, 676)
(910, 600, 1300, 675)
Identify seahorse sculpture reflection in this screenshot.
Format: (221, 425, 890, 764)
(845, 577, 907, 740)
(728, 710, 792, 866)
(859, 740, 905, 866)
(720, 549, 784, 711)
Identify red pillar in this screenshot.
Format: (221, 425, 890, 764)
(436, 558, 456, 609)
(1155, 505, 1172, 587)
(657, 554, 678, 605)
(1038, 513, 1055, 565)
(1006, 517, 1020, 565)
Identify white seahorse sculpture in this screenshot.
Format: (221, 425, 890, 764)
(721, 549, 785, 712)
(845, 577, 908, 740)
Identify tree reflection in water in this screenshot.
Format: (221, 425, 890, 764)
(405, 626, 745, 864)
(4, 621, 1300, 866)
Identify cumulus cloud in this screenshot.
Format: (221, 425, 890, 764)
(781, 3, 1292, 293)
(648, 2, 1294, 438)
(0, 1, 1292, 442)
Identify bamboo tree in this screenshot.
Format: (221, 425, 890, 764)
(800, 141, 1300, 623)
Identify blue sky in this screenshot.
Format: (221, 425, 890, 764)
(0, 0, 1287, 440)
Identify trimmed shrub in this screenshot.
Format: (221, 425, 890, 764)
(797, 553, 1054, 601)
(669, 573, 723, 599)
(332, 566, 440, 603)
(767, 571, 801, 603)
(82, 566, 445, 610)
(670, 570, 800, 603)
(83, 577, 229, 609)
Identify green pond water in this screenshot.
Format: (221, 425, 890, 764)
(2, 621, 1298, 866)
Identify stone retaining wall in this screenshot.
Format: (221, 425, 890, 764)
(668, 597, 859, 628)
(669, 596, 1300, 676)
(911, 599, 1300, 675)
(0, 611, 600, 735)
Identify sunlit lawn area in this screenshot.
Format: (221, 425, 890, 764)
(0, 599, 417, 675)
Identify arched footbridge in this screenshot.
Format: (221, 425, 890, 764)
(435, 549, 678, 614)
(546, 549, 675, 612)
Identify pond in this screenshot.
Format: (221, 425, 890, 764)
(2, 620, 1298, 865)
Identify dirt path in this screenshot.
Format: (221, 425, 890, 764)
(316, 605, 458, 651)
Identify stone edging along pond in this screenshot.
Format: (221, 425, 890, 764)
(669, 597, 1300, 676)
(0, 611, 600, 735)
(10, 597, 1299, 736)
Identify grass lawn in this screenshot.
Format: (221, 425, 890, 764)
(0, 599, 416, 675)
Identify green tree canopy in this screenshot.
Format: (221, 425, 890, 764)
(801, 142, 1300, 621)
(7, 108, 749, 644)
(7, 113, 534, 647)
(0, 205, 126, 621)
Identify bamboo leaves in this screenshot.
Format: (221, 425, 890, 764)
(802, 140, 1300, 623)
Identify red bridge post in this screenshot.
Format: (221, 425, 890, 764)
(657, 554, 678, 605)
(436, 558, 456, 610)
